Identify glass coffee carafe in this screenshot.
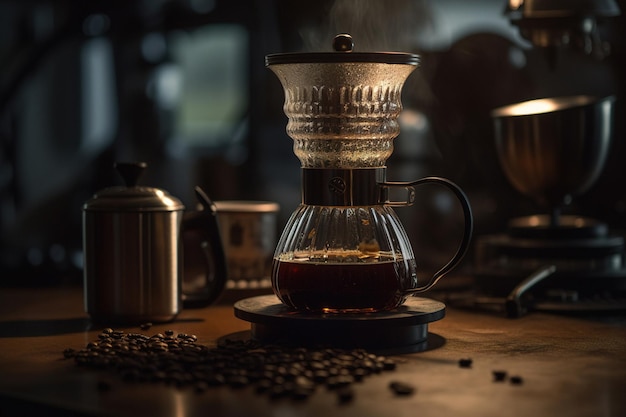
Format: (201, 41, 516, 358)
(267, 35, 473, 313)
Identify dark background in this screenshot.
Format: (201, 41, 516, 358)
(1, 0, 625, 286)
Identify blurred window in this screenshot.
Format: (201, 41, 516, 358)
(170, 24, 249, 148)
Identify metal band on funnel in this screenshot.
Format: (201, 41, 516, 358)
(302, 168, 387, 206)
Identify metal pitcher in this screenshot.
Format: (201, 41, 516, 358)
(83, 162, 226, 324)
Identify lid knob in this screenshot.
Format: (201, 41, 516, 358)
(114, 162, 147, 187)
(332, 34, 354, 52)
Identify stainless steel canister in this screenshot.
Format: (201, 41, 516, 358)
(83, 162, 185, 324)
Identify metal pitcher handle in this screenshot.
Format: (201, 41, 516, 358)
(380, 177, 474, 294)
(181, 186, 228, 308)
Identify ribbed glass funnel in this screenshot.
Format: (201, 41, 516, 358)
(266, 35, 419, 169)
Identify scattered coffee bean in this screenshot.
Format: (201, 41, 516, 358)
(458, 358, 473, 368)
(227, 375, 250, 388)
(292, 387, 314, 401)
(206, 374, 226, 386)
(509, 375, 524, 385)
(337, 386, 355, 403)
(63, 330, 400, 402)
(255, 379, 272, 393)
(389, 381, 415, 396)
(194, 381, 209, 393)
(63, 348, 76, 359)
(492, 370, 507, 382)
(326, 375, 354, 390)
(352, 368, 367, 382)
(382, 359, 397, 371)
(268, 385, 288, 399)
(140, 323, 152, 331)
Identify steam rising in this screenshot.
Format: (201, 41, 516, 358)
(301, 0, 433, 52)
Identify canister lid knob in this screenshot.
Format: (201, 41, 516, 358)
(333, 34, 354, 52)
(115, 161, 146, 187)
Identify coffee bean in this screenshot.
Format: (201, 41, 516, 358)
(268, 385, 287, 399)
(382, 359, 397, 371)
(140, 323, 152, 331)
(63, 348, 76, 359)
(492, 370, 507, 382)
(194, 381, 209, 393)
(389, 381, 415, 396)
(63, 330, 401, 402)
(509, 375, 524, 385)
(206, 374, 226, 386)
(352, 368, 367, 382)
(227, 375, 250, 388)
(292, 386, 314, 401)
(337, 386, 354, 403)
(255, 379, 272, 393)
(326, 376, 341, 390)
(458, 358, 473, 368)
(313, 369, 330, 382)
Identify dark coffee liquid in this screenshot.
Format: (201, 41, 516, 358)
(272, 257, 416, 313)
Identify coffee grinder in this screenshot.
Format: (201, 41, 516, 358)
(464, 0, 626, 316)
(472, 95, 626, 315)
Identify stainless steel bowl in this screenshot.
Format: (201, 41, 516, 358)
(491, 95, 615, 208)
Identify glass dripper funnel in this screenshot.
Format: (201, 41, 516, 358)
(267, 34, 473, 313)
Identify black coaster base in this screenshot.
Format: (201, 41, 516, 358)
(233, 295, 446, 353)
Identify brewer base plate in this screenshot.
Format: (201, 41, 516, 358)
(233, 295, 445, 352)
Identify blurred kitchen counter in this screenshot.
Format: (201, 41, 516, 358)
(0, 286, 625, 417)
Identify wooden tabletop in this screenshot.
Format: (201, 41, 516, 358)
(1, 286, 625, 417)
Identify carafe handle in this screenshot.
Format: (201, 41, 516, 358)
(380, 177, 473, 294)
(181, 186, 228, 308)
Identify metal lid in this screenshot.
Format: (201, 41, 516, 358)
(265, 33, 420, 66)
(491, 95, 614, 118)
(214, 201, 279, 213)
(84, 162, 184, 212)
